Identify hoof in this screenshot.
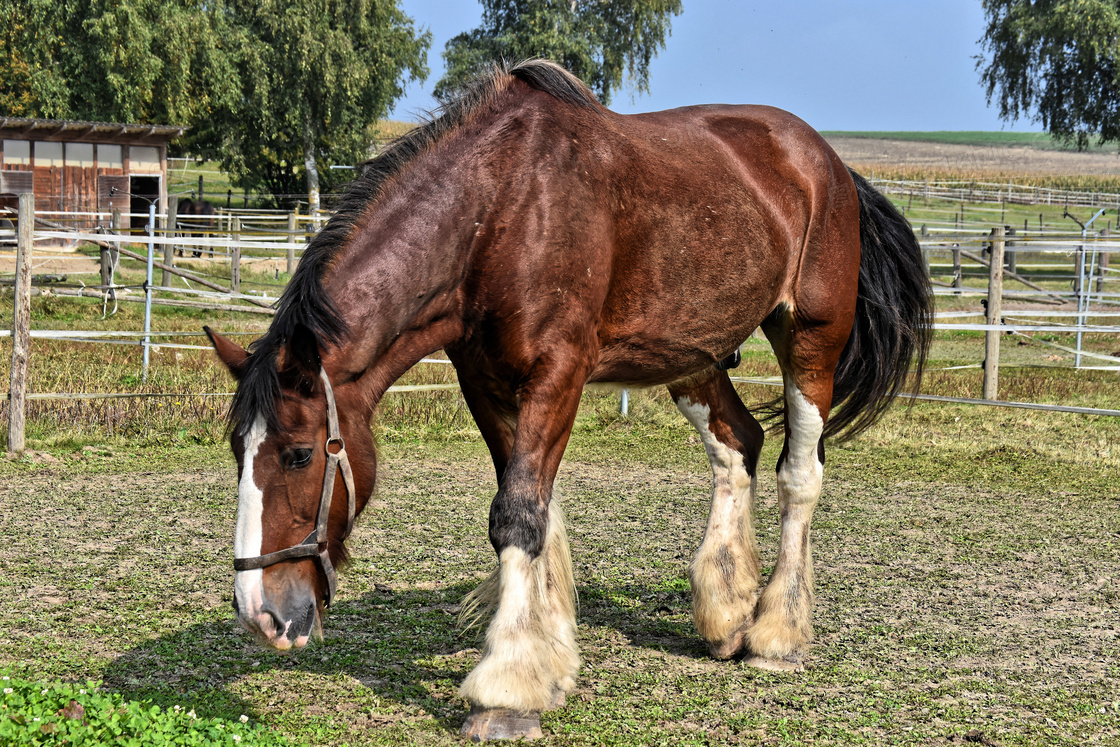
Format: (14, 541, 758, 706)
(546, 687, 567, 711)
(460, 706, 543, 741)
(744, 654, 804, 672)
(708, 623, 750, 660)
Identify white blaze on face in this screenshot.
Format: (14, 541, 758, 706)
(234, 415, 267, 619)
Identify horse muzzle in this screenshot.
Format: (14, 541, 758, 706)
(232, 575, 320, 651)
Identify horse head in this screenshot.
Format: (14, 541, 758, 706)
(206, 324, 376, 650)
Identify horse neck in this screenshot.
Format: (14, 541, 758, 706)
(320, 155, 486, 403)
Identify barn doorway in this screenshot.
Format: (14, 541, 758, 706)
(129, 175, 161, 232)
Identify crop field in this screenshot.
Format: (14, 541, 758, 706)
(820, 131, 1120, 153)
(2, 136, 1120, 745)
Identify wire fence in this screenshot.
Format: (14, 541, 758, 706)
(868, 176, 1120, 211)
(4, 204, 1120, 454)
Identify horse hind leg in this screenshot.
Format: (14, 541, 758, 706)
(670, 371, 764, 660)
(744, 319, 843, 670)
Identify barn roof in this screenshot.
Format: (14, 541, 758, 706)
(0, 117, 187, 145)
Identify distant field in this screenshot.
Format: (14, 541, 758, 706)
(169, 126, 1120, 204)
(819, 131, 1119, 154)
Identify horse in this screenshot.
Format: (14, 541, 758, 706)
(176, 198, 215, 257)
(205, 60, 931, 741)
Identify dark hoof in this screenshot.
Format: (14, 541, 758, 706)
(546, 687, 566, 711)
(460, 707, 542, 741)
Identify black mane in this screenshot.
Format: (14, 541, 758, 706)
(228, 60, 601, 435)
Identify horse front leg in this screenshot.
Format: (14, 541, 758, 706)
(458, 361, 586, 741)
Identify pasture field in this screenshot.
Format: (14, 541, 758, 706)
(1, 386, 1119, 745)
(3, 138, 1120, 743)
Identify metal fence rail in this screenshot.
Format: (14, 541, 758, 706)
(4, 204, 1120, 453)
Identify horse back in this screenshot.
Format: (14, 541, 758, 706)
(475, 96, 858, 384)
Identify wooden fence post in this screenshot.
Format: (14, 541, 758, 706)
(287, 211, 297, 275)
(1099, 248, 1110, 293)
(7, 194, 34, 454)
(983, 226, 1005, 401)
(1005, 226, 1017, 273)
(100, 239, 112, 293)
(162, 194, 178, 287)
(110, 208, 122, 270)
(952, 247, 962, 289)
(231, 216, 241, 293)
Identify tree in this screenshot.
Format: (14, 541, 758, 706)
(0, 0, 75, 118)
(0, 0, 237, 136)
(436, 0, 682, 106)
(977, 0, 1120, 148)
(0, 0, 430, 207)
(211, 0, 431, 208)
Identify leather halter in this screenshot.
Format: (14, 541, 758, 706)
(233, 368, 357, 607)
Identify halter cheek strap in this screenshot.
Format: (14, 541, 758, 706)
(232, 368, 357, 607)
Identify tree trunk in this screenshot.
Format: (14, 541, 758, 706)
(304, 121, 320, 228)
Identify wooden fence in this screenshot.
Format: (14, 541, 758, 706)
(870, 177, 1120, 210)
(4, 200, 1120, 454)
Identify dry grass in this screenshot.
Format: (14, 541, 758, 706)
(847, 166, 1120, 193)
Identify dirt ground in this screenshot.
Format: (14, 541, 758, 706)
(826, 136, 1120, 175)
(1, 434, 1116, 745)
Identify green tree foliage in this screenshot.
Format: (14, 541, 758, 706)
(0, 0, 430, 205)
(0, 0, 235, 133)
(977, 0, 1120, 148)
(213, 0, 430, 204)
(0, 0, 75, 118)
(436, 0, 682, 105)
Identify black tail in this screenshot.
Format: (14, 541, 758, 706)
(823, 169, 932, 440)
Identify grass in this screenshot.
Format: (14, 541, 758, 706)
(0, 669, 288, 746)
(1, 301, 1118, 746)
(0, 391, 1117, 745)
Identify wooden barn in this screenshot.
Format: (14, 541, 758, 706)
(0, 117, 187, 231)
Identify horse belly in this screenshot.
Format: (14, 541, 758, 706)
(589, 245, 786, 386)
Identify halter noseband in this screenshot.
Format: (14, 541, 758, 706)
(233, 368, 357, 607)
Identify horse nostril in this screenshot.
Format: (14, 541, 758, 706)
(259, 604, 286, 638)
(289, 601, 317, 642)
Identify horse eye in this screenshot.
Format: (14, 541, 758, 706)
(285, 448, 313, 470)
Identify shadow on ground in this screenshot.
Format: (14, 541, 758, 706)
(101, 578, 704, 733)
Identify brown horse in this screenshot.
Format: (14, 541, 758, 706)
(176, 198, 215, 257)
(206, 60, 931, 740)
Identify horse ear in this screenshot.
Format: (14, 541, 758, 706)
(204, 326, 249, 379)
(288, 323, 322, 375)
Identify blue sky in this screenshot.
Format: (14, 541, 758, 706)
(390, 0, 1033, 132)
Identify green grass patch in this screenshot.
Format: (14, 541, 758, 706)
(0, 669, 289, 746)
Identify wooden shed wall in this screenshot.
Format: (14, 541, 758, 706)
(0, 124, 180, 231)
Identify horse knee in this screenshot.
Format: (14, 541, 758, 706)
(488, 484, 548, 558)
